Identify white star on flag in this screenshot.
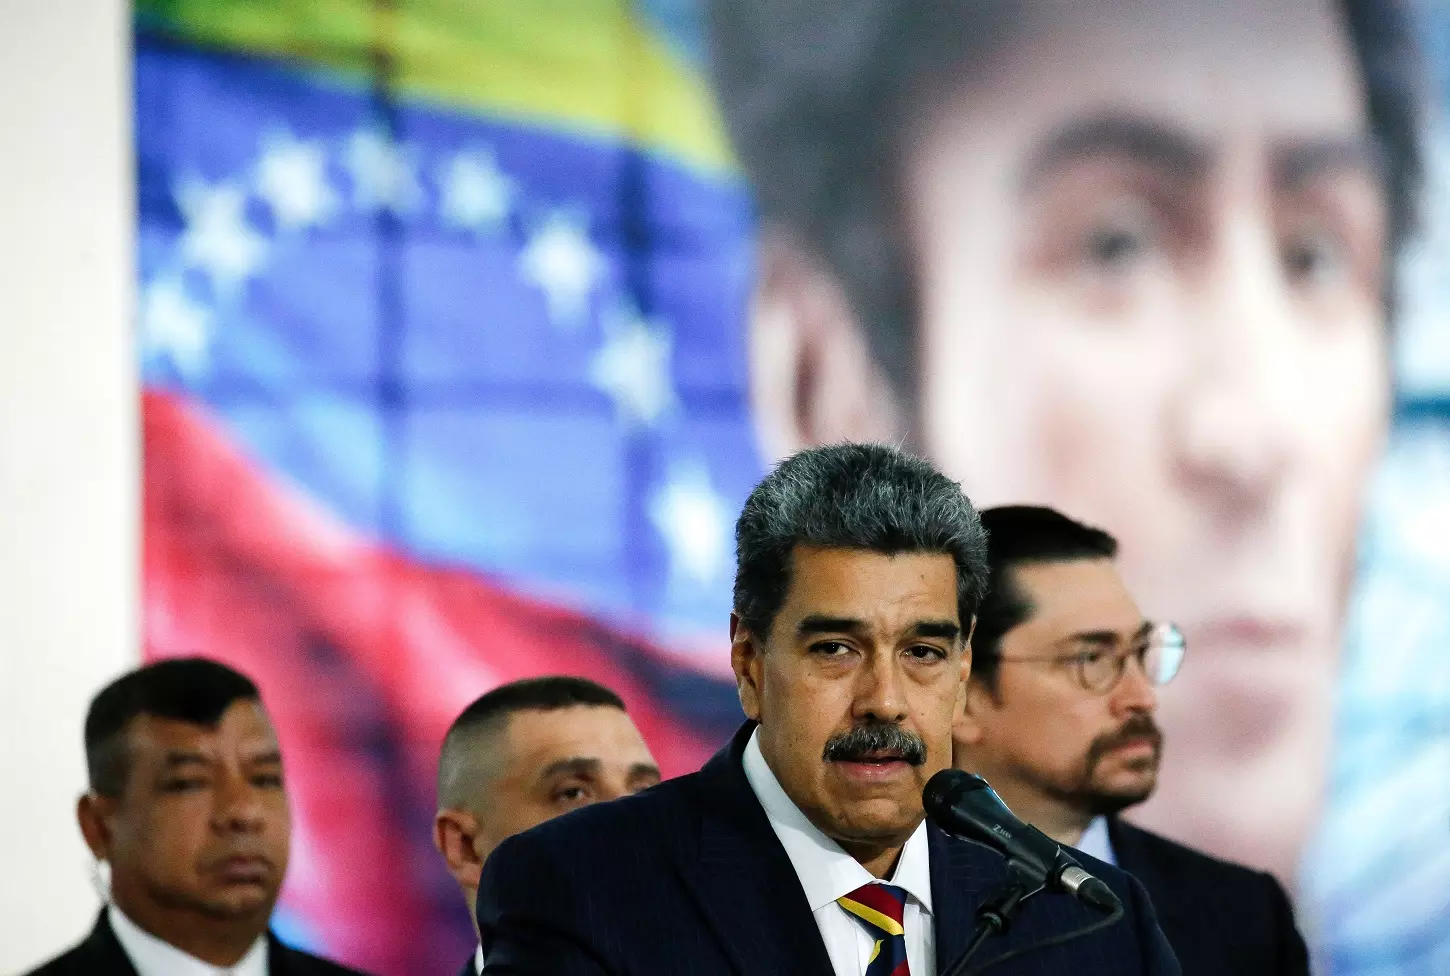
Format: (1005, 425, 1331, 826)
(649, 459, 731, 589)
(437, 148, 516, 234)
(589, 303, 678, 427)
(174, 175, 268, 297)
(343, 126, 423, 215)
(518, 210, 606, 330)
(255, 128, 338, 231)
(141, 276, 212, 378)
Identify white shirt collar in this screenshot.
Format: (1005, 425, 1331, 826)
(108, 904, 269, 976)
(741, 726, 934, 915)
(1074, 816, 1117, 867)
(475, 944, 484, 975)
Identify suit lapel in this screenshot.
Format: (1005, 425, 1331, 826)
(672, 724, 835, 976)
(1108, 819, 1178, 923)
(81, 910, 141, 976)
(267, 934, 297, 976)
(929, 824, 1008, 971)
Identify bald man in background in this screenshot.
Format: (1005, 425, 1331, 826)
(432, 676, 661, 976)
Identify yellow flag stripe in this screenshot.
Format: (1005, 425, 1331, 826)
(136, 0, 737, 175)
(837, 897, 906, 937)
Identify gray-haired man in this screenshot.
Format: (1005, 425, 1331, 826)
(472, 443, 1180, 975)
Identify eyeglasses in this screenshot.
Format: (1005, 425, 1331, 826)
(995, 621, 1186, 694)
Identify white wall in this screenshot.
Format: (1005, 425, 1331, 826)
(0, 0, 138, 969)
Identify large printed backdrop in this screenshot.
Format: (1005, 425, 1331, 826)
(136, 3, 1450, 974)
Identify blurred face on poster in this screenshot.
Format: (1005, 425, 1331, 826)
(714, 0, 1407, 884)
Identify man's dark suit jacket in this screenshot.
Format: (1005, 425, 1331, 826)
(1109, 820, 1309, 976)
(22, 909, 371, 976)
(476, 722, 1181, 975)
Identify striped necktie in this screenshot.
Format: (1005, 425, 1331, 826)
(837, 882, 911, 976)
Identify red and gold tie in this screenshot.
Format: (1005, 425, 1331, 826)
(837, 883, 910, 976)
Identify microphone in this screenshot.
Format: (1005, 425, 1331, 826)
(923, 769, 1121, 914)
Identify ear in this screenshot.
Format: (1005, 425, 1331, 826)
(747, 230, 904, 462)
(729, 613, 764, 722)
(77, 793, 114, 862)
(433, 808, 485, 892)
(953, 678, 998, 748)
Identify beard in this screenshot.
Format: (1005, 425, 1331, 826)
(1031, 713, 1164, 818)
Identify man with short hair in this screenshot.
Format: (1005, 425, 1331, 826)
(24, 657, 371, 976)
(954, 506, 1307, 975)
(707, 0, 1422, 885)
(475, 443, 1179, 974)
(432, 676, 661, 976)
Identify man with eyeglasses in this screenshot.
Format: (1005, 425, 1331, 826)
(953, 506, 1308, 976)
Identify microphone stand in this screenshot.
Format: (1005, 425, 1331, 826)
(942, 860, 1044, 976)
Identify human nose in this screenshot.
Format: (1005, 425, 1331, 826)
(1169, 211, 1301, 519)
(1109, 652, 1158, 717)
(852, 647, 909, 724)
(212, 769, 266, 833)
(598, 778, 632, 803)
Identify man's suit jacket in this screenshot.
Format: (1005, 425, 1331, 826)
(476, 722, 1181, 975)
(1109, 820, 1309, 976)
(22, 910, 372, 976)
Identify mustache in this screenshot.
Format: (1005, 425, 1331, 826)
(822, 722, 928, 766)
(1086, 714, 1163, 768)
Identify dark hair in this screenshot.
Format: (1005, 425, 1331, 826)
(733, 442, 989, 640)
(971, 506, 1119, 690)
(707, 0, 1425, 396)
(85, 657, 260, 796)
(436, 676, 626, 811)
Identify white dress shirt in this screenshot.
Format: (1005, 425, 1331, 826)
(742, 728, 936, 976)
(1074, 816, 1118, 866)
(108, 904, 269, 976)
(474, 944, 484, 975)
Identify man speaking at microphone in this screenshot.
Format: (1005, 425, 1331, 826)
(475, 443, 1178, 974)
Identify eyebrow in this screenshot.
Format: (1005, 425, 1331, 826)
(909, 620, 963, 641)
(1070, 621, 1154, 648)
(538, 757, 603, 780)
(1021, 112, 1211, 191)
(627, 762, 662, 782)
(162, 751, 212, 769)
(248, 750, 283, 765)
(538, 756, 661, 783)
(796, 615, 868, 638)
(1273, 135, 1384, 190)
(796, 615, 960, 641)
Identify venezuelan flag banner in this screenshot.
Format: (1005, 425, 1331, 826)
(137, 2, 754, 971)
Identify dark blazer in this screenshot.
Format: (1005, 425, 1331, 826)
(1110, 819, 1309, 976)
(476, 722, 1181, 975)
(459, 955, 480, 976)
(22, 909, 371, 976)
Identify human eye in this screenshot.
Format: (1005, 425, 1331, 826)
(809, 641, 852, 657)
(1282, 227, 1348, 287)
(552, 782, 593, 808)
(161, 776, 209, 793)
(251, 772, 284, 790)
(1081, 208, 1157, 274)
(905, 644, 949, 663)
